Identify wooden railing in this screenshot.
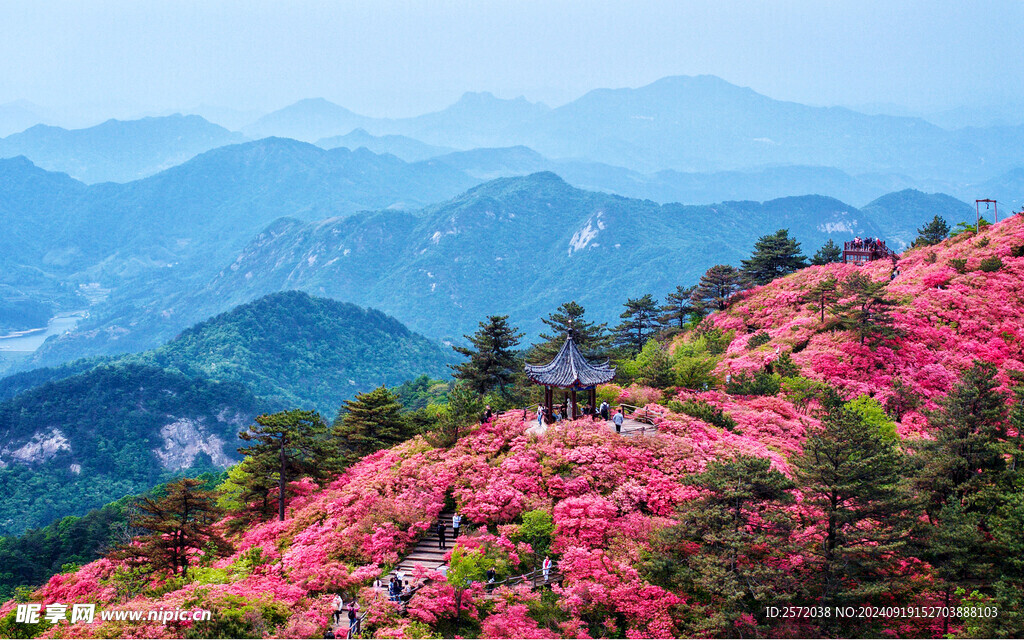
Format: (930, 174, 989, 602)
(487, 561, 561, 590)
(618, 403, 666, 425)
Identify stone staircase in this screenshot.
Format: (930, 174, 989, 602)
(385, 510, 455, 586)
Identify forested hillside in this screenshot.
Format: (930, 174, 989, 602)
(0, 292, 452, 536)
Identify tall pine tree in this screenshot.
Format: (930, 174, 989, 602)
(692, 265, 746, 313)
(238, 409, 331, 521)
(795, 392, 916, 634)
(613, 294, 660, 356)
(741, 229, 808, 285)
(451, 315, 523, 396)
(911, 361, 1011, 633)
(117, 478, 232, 576)
(658, 285, 698, 329)
(829, 272, 900, 348)
(811, 239, 842, 265)
(529, 301, 611, 362)
(646, 455, 795, 635)
(913, 215, 950, 247)
(332, 386, 412, 465)
(803, 274, 839, 323)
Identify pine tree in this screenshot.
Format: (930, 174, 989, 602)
(117, 478, 232, 576)
(803, 274, 839, 323)
(913, 215, 950, 247)
(529, 301, 611, 362)
(451, 315, 524, 396)
(692, 265, 746, 312)
(658, 285, 698, 329)
(741, 229, 808, 286)
(914, 360, 1008, 511)
(795, 392, 916, 634)
(613, 294, 660, 356)
(910, 362, 1013, 634)
(332, 386, 411, 465)
(238, 409, 331, 521)
(646, 455, 795, 634)
(829, 272, 900, 348)
(811, 239, 842, 265)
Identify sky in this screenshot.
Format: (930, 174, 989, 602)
(1, 0, 1022, 123)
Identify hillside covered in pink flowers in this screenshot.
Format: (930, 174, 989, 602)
(3, 215, 1024, 639)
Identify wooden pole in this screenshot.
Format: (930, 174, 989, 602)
(570, 388, 577, 420)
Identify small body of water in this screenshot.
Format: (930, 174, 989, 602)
(0, 311, 88, 353)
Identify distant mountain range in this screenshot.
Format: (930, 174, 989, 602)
(0, 291, 450, 534)
(0, 114, 245, 183)
(0, 139, 479, 337)
(13, 172, 972, 367)
(317, 128, 455, 162)
(244, 76, 1024, 181)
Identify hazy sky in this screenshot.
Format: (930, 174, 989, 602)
(1, 0, 1021, 120)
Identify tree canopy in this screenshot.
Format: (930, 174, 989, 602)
(741, 229, 808, 285)
(451, 315, 524, 396)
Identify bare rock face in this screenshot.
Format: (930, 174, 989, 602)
(152, 418, 235, 471)
(0, 428, 71, 466)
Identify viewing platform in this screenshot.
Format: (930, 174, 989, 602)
(843, 238, 898, 265)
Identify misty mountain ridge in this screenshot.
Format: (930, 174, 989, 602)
(19, 172, 972, 369)
(243, 75, 1024, 181)
(0, 114, 245, 183)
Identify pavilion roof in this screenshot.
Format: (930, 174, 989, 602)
(524, 336, 616, 388)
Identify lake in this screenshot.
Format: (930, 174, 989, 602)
(0, 311, 88, 353)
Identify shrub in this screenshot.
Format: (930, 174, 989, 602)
(948, 258, 968, 274)
(725, 370, 781, 396)
(746, 331, 771, 349)
(773, 352, 800, 378)
(925, 251, 937, 264)
(1011, 245, 1024, 258)
(845, 395, 899, 442)
(670, 399, 737, 431)
(976, 237, 990, 247)
(978, 256, 1003, 272)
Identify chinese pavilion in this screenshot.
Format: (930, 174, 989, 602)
(525, 336, 616, 421)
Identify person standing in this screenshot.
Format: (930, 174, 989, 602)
(437, 520, 447, 550)
(452, 512, 461, 539)
(599, 400, 609, 421)
(536, 404, 544, 427)
(347, 599, 360, 637)
(613, 408, 624, 434)
(482, 405, 493, 423)
(486, 567, 497, 592)
(542, 555, 552, 583)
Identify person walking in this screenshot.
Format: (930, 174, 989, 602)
(332, 594, 344, 626)
(437, 520, 447, 550)
(486, 567, 497, 592)
(599, 400, 609, 421)
(613, 408, 624, 434)
(452, 512, 461, 539)
(536, 404, 544, 427)
(542, 555, 552, 583)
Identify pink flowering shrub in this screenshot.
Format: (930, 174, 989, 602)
(616, 384, 663, 406)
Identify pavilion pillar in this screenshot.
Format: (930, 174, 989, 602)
(545, 386, 553, 421)
(570, 388, 577, 420)
(589, 388, 596, 413)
